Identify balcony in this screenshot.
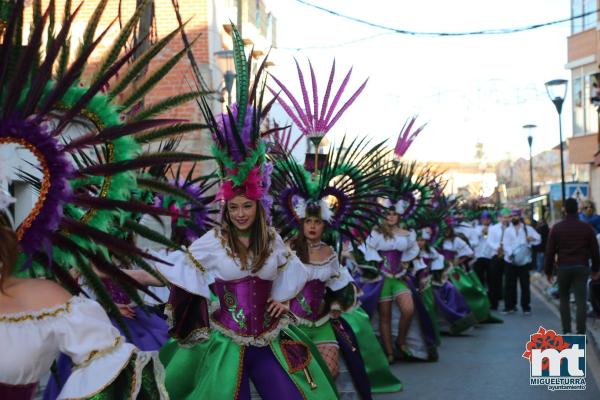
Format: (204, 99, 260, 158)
(567, 28, 596, 64)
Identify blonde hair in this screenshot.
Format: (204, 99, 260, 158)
(376, 211, 399, 240)
(221, 202, 272, 272)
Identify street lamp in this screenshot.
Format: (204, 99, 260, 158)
(214, 50, 236, 105)
(523, 124, 536, 218)
(523, 124, 536, 196)
(545, 79, 568, 205)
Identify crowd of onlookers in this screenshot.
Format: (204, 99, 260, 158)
(459, 198, 600, 335)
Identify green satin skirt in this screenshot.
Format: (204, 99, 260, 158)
(341, 307, 403, 393)
(449, 266, 491, 322)
(159, 328, 338, 400)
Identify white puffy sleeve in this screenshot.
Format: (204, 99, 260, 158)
(455, 237, 474, 258)
(366, 230, 386, 250)
(401, 235, 420, 262)
(327, 258, 355, 291)
(430, 249, 446, 271)
(55, 297, 166, 399)
(152, 229, 219, 299)
(271, 233, 310, 302)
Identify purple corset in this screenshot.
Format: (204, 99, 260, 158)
(0, 381, 37, 400)
(101, 278, 131, 304)
(289, 280, 328, 322)
(379, 250, 404, 276)
(442, 249, 457, 261)
(211, 276, 277, 337)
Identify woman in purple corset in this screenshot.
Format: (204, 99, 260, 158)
(366, 202, 438, 362)
(43, 270, 170, 400)
(416, 228, 476, 335)
(131, 193, 339, 399)
(287, 211, 356, 381)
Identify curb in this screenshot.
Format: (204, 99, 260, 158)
(530, 272, 600, 350)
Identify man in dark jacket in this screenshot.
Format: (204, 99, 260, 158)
(545, 198, 600, 334)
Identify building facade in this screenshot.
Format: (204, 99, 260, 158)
(566, 0, 600, 204)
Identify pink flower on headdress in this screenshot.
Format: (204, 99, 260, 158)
(217, 167, 265, 201)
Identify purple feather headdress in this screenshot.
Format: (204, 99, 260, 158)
(269, 59, 368, 139)
(0, 117, 74, 255)
(394, 116, 427, 158)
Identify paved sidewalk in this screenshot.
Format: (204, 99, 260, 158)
(530, 272, 600, 350)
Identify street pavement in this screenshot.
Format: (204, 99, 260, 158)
(375, 290, 600, 399)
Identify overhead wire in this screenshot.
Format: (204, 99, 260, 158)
(295, 0, 596, 37)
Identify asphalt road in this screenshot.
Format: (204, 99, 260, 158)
(375, 290, 600, 400)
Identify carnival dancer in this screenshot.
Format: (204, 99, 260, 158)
(0, 0, 215, 397)
(129, 28, 339, 398)
(409, 230, 441, 343)
(442, 226, 492, 322)
(367, 204, 438, 362)
(270, 136, 401, 395)
(417, 228, 476, 335)
(0, 204, 167, 400)
(288, 210, 380, 398)
(502, 209, 541, 315)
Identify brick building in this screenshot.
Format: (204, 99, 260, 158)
(24, 0, 277, 156)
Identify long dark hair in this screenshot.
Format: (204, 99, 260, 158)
(221, 201, 271, 272)
(0, 213, 18, 291)
(290, 225, 310, 264)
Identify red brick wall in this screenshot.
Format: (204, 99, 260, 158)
(26, 1, 217, 174)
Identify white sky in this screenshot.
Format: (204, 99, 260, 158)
(266, 0, 572, 163)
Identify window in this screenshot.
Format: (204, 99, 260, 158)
(572, 0, 598, 34)
(585, 73, 598, 134)
(584, 0, 597, 30)
(573, 76, 585, 136)
(574, 76, 583, 108)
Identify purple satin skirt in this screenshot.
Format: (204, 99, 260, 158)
(433, 282, 472, 323)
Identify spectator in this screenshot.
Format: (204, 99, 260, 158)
(545, 198, 600, 334)
(532, 215, 549, 273)
(502, 209, 541, 315)
(486, 208, 511, 311)
(473, 211, 495, 289)
(579, 199, 600, 233)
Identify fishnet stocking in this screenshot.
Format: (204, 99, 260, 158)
(317, 344, 340, 378)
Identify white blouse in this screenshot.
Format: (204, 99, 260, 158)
(414, 248, 446, 272)
(0, 296, 163, 399)
(304, 251, 354, 291)
(155, 228, 309, 302)
(442, 237, 474, 259)
(366, 230, 420, 262)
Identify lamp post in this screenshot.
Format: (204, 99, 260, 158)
(545, 79, 568, 206)
(523, 124, 536, 219)
(214, 50, 236, 105)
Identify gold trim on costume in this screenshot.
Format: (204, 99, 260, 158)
(74, 336, 124, 369)
(0, 300, 72, 323)
(185, 249, 206, 272)
(233, 346, 246, 400)
(0, 137, 51, 242)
